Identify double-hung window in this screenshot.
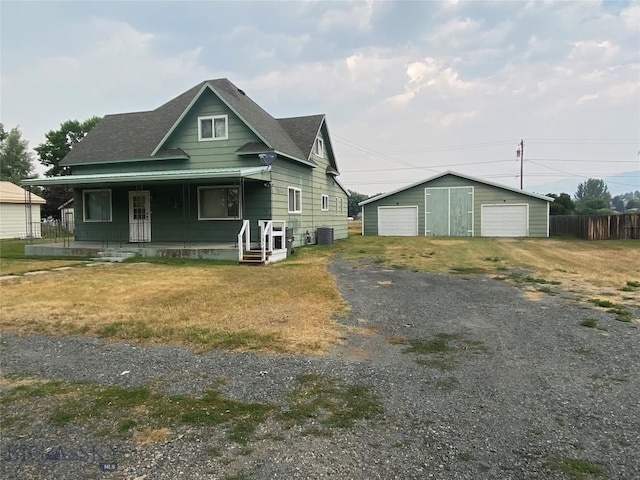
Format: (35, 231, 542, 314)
(288, 187, 302, 214)
(321, 194, 329, 211)
(198, 115, 228, 141)
(83, 189, 112, 222)
(198, 186, 239, 220)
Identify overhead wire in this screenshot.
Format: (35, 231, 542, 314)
(333, 133, 639, 191)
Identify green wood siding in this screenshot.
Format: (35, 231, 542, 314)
(269, 128, 347, 247)
(75, 183, 252, 243)
(71, 91, 347, 245)
(163, 89, 263, 170)
(364, 174, 549, 237)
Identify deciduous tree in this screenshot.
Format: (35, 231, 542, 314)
(547, 193, 575, 215)
(0, 123, 35, 184)
(35, 117, 101, 176)
(575, 178, 611, 202)
(35, 117, 101, 218)
(347, 190, 369, 218)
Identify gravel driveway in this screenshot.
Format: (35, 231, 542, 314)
(2, 257, 639, 479)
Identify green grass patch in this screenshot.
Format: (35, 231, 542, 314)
(606, 306, 633, 322)
(2, 374, 383, 445)
(96, 322, 287, 352)
(123, 256, 236, 267)
(279, 373, 383, 433)
(537, 286, 555, 295)
(417, 358, 456, 371)
(580, 318, 598, 328)
(449, 266, 488, 274)
(589, 298, 616, 308)
(626, 280, 640, 288)
(508, 273, 561, 285)
(546, 456, 604, 479)
(403, 333, 489, 368)
(589, 299, 634, 322)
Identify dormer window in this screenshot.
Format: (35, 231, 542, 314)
(314, 137, 324, 157)
(198, 115, 228, 141)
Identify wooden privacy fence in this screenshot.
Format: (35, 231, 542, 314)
(550, 213, 640, 240)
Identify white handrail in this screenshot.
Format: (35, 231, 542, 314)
(258, 220, 287, 263)
(238, 220, 250, 261)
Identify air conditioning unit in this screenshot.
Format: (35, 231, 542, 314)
(316, 227, 334, 245)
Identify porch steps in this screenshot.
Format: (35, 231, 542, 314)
(91, 250, 138, 263)
(238, 249, 272, 265)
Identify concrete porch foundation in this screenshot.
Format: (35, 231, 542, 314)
(25, 241, 241, 261)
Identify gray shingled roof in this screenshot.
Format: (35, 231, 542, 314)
(61, 79, 331, 169)
(278, 115, 323, 158)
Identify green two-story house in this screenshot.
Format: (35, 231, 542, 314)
(24, 79, 349, 262)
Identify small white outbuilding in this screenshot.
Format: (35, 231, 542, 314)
(0, 181, 46, 239)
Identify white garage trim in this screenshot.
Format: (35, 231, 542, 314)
(377, 206, 418, 236)
(481, 204, 529, 237)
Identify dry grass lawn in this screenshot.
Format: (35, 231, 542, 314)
(1, 233, 638, 355)
(333, 234, 640, 306)
(0, 260, 348, 354)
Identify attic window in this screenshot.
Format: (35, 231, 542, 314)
(314, 137, 324, 157)
(198, 115, 228, 141)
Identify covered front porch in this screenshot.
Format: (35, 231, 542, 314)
(21, 167, 290, 264)
(25, 219, 290, 264)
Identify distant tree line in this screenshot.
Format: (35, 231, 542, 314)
(2, 119, 636, 220)
(548, 178, 639, 216)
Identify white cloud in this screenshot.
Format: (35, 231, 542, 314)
(576, 94, 599, 106)
(318, 1, 375, 32)
(568, 40, 621, 62)
(387, 58, 474, 106)
(1, 1, 637, 195)
(437, 110, 477, 128)
(2, 18, 212, 164)
(223, 26, 310, 60)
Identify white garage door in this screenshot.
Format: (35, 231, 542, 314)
(378, 206, 418, 236)
(481, 204, 528, 237)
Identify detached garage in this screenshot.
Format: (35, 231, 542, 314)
(359, 171, 553, 238)
(0, 182, 46, 239)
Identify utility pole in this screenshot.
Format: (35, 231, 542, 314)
(517, 139, 524, 190)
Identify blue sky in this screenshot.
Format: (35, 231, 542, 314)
(1, 0, 638, 196)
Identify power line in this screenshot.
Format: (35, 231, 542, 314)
(341, 159, 514, 173)
(527, 138, 638, 144)
(527, 158, 638, 163)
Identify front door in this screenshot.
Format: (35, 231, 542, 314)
(129, 190, 151, 242)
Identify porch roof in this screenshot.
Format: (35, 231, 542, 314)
(21, 167, 269, 186)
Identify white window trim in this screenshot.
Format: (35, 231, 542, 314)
(321, 194, 329, 211)
(288, 187, 302, 214)
(314, 137, 324, 157)
(83, 189, 112, 222)
(197, 185, 240, 220)
(198, 115, 228, 141)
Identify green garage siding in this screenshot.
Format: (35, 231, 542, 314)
(362, 172, 551, 237)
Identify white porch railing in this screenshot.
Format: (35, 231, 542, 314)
(238, 220, 287, 263)
(258, 220, 286, 263)
(237, 220, 251, 261)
